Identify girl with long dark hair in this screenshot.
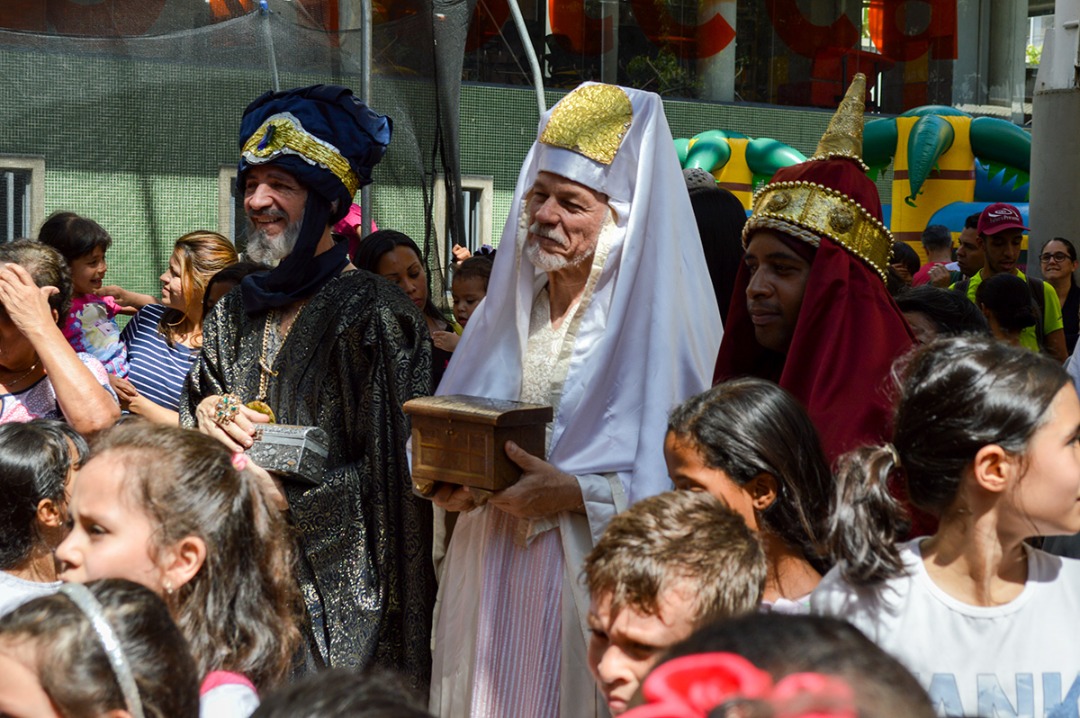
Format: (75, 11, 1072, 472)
(813, 336, 1080, 716)
(666, 378, 832, 612)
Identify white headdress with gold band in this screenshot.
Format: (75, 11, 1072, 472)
(742, 73, 893, 281)
(532, 84, 639, 202)
(432, 85, 723, 710)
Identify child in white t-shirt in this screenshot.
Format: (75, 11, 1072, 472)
(812, 335, 1080, 717)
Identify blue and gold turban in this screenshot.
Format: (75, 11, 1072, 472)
(237, 85, 392, 314)
(238, 84, 392, 224)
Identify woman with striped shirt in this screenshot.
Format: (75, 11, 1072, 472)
(113, 231, 238, 424)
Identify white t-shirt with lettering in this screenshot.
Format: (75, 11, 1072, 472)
(811, 539, 1080, 718)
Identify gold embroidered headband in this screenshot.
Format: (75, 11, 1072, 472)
(743, 181, 894, 281)
(241, 112, 361, 197)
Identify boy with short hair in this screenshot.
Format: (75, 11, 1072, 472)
(583, 490, 766, 715)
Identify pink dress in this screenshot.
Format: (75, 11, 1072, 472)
(0, 354, 115, 424)
(61, 294, 128, 376)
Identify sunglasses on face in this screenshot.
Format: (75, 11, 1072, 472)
(1041, 252, 1072, 263)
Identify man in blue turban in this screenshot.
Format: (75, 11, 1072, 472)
(181, 85, 435, 688)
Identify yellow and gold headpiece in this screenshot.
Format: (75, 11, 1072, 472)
(539, 84, 633, 165)
(743, 73, 893, 280)
(810, 73, 870, 171)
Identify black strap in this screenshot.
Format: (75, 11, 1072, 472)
(1027, 276, 1047, 350)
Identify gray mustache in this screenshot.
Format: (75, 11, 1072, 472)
(250, 209, 289, 221)
(528, 222, 569, 247)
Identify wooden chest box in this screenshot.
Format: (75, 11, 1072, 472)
(404, 394, 553, 493)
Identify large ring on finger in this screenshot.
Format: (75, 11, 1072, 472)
(214, 394, 241, 426)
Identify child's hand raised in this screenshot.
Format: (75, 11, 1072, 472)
(97, 284, 155, 313)
(432, 330, 460, 352)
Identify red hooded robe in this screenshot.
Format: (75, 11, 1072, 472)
(721, 155, 927, 470)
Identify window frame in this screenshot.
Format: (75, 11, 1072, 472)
(218, 165, 242, 245)
(433, 173, 494, 272)
(0, 155, 45, 243)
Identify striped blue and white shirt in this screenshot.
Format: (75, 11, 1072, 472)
(120, 304, 195, 412)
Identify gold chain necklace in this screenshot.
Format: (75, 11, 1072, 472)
(0, 361, 39, 389)
(256, 309, 282, 402)
(251, 302, 307, 419)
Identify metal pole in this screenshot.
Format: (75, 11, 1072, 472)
(359, 0, 373, 239)
(259, 1, 280, 92)
(5, 172, 13, 243)
(506, 0, 546, 116)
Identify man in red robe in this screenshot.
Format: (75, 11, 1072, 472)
(715, 74, 915, 466)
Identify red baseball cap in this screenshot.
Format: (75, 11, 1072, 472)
(978, 203, 1029, 235)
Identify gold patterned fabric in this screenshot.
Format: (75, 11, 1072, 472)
(741, 71, 893, 280)
(811, 72, 870, 171)
(242, 113, 362, 197)
(181, 271, 435, 689)
(539, 84, 633, 165)
(746, 181, 893, 280)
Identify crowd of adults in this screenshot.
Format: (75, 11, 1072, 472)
(1, 75, 1078, 718)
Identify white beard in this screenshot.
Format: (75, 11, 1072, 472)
(246, 211, 303, 265)
(524, 222, 597, 272)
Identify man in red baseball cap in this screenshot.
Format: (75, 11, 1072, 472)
(953, 202, 1066, 361)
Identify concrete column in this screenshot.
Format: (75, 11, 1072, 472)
(987, 0, 1027, 121)
(1029, 0, 1080, 280)
(698, 0, 737, 102)
(953, 0, 990, 105)
(1030, 89, 1080, 280)
(601, 0, 619, 84)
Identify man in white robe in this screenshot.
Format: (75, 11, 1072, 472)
(429, 82, 723, 718)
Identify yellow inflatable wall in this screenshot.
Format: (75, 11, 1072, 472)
(890, 115, 975, 260)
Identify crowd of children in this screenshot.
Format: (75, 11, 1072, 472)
(2, 206, 1080, 718)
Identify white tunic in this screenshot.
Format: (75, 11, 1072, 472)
(812, 539, 1080, 717)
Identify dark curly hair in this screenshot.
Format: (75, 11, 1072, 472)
(37, 210, 112, 263)
(453, 256, 493, 288)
